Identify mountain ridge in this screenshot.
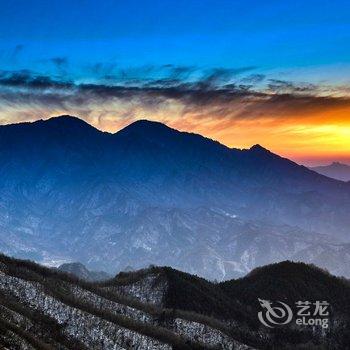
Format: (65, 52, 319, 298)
(0, 115, 329, 172)
(0, 115, 345, 185)
(0, 115, 350, 280)
(2, 253, 348, 349)
(310, 162, 350, 182)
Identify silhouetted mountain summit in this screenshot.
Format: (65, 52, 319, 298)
(0, 115, 99, 137)
(0, 115, 350, 279)
(0, 115, 107, 158)
(120, 119, 177, 136)
(39, 114, 94, 128)
(0, 116, 341, 187)
(248, 143, 269, 152)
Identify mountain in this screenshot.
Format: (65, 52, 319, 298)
(111, 261, 350, 323)
(220, 261, 350, 312)
(310, 162, 350, 182)
(57, 262, 111, 281)
(0, 253, 252, 350)
(1, 254, 349, 349)
(110, 261, 350, 348)
(0, 115, 350, 280)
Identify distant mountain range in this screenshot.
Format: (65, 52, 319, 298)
(310, 162, 350, 182)
(57, 262, 112, 281)
(0, 254, 349, 349)
(0, 115, 350, 280)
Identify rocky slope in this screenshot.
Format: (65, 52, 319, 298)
(1, 254, 349, 349)
(0, 253, 255, 349)
(105, 262, 350, 349)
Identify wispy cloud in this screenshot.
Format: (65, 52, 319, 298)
(50, 57, 69, 75)
(0, 67, 349, 120)
(1, 66, 350, 164)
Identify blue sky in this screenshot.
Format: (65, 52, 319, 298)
(1, 0, 350, 79)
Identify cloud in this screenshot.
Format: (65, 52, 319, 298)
(88, 62, 118, 79)
(51, 57, 68, 67)
(163, 64, 197, 79)
(241, 74, 266, 84)
(1, 66, 350, 164)
(267, 79, 318, 94)
(11, 44, 24, 62)
(0, 71, 73, 90)
(200, 66, 257, 87)
(50, 57, 69, 75)
(0, 44, 24, 64)
(1, 67, 350, 128)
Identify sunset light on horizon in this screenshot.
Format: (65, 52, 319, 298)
(1, 0, 350, 166)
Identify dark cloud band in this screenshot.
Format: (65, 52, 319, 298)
(0, 68, 349, 122)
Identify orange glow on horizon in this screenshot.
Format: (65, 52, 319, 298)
(166, 107, 350, 166)
(1, 102, 350, 167)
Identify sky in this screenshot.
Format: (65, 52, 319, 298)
(0, 0, 350, 165)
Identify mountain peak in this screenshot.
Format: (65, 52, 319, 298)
(0, 115, 105, 151)
(250, 144, 268, 152)
(310, 161, 350, 181)
(45, 114, 83, 122)
(41, 115, 97, 129)
(118, 119, 231, 155)
(58, 262, 111, 281)
(0, 115, 98, 133)
(248, 144, 272, 156)
(330, 161, 349, 167)
(119, 119, 177, 136)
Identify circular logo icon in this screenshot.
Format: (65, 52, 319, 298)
(258, 298, 293, 328)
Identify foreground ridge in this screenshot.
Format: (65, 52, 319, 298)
(0, 254, 255, 350)
(0, 254, 350, 349)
